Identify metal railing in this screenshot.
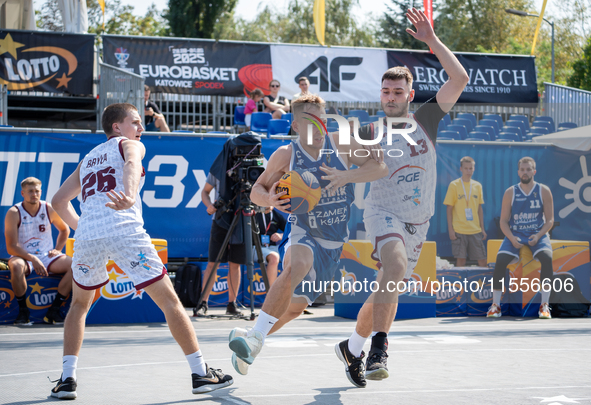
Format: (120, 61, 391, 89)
(97, 63, 145, 130)
(0, 85, 7, 125)
(543, 82, 591, 127)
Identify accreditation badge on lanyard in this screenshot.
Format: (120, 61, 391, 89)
(261, 211, 272, 246)
(462, 180, 474, 221)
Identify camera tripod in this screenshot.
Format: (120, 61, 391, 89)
(196, 181, 271, 320)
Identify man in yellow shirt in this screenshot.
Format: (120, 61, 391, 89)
(444, 156, 487, 266)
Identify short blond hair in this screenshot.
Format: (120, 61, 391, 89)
(518, 156, 536, 169)
(21, 177, 41, 188)
(460, 156, 475, 167)
(291, 93, 326, 119)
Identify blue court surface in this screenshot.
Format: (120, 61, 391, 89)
(1, 305, 590, 405)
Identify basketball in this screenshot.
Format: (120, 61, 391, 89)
(275, 169, 321, 214)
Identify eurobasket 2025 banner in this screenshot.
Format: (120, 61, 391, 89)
(103, 35, 273, 96)
(0, 30, 94, 94)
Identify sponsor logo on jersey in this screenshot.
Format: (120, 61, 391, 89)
(389, 165, 426, 183)
(25, 237, 42, 254)
(402, 187, 421, 206)
(76, 263, 92, 274)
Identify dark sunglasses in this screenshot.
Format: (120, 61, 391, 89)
(270, 84, 280, 88)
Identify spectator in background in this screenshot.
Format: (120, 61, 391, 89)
(253, 207, 286, 286)
(264, 80, 290, 119)
(245, 88, 264, 131)
(195, 172, 245, 317)
(444, 156, 487, 267)
(292, 77, 310, 103)
(144, 85, 170, 132)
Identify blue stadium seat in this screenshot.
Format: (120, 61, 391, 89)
(283, 113, 293, 123)
(348, 109, 370, 122)
(505, 120, 527, 138)
(482, 114, 503, 128)
(250, 112, 273, 133)
(533, 116, 555, 132)
(529, 126, 549, 136)
(497, 132, 520, 142)
(174, 130, 194, 133)
(468, 131, 489, 141)
(234, 106, 246, 128)
(465, 137, 485, 141)
(267, 119, 291, 136)
(376, 111, 386, 117)
(442, 113, 452, 127)
(438, 130, 462, 140)
(438, 120, 447, 133)
(532, 120, 554, 133)
(446, 124, 468, 140)
(558, 122, 577, 129)
(456, 113, 477, 128)
(502, 125, 523, 141)
(472, 125, 494, 141)
(479, 119, 500, 135)
(510, 114, 530, 131)
(452, 118, 473, 132)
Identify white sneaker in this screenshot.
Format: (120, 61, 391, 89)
(229, 327, 250, 375)
(539, 303, 552, 319)
(487, 303, 502, 318)
(229, 329, 264, 365)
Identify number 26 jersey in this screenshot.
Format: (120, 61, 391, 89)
(76, 136, 146, 240)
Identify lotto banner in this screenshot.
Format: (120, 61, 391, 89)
(387, 50, 538, 103)
(103, 35, 272, 96)
(0, 30, 94, 94)
(0, 271, 71, 324)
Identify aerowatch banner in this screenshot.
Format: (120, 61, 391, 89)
(103, 35, 273, 96)
(0, 30, 94, 94)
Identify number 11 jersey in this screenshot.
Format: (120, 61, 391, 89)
(76, 136, 146, 240)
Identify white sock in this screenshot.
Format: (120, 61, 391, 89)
(541, 289, 551, 305)
(62, 355, 78, 380)
(493, 290, 502, 306)
(186, 350, 207, 376)
(347, 330, 368, 357)
(370, 331, 379, 338)
(251, 311, 278, 343)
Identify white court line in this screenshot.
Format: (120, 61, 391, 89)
(1, 321, 590, 337)
(2, 348, 591, 378)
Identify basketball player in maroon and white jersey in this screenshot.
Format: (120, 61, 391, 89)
(4, 177, 73, 325)
(335, 8, 469, 387)
(49, 103, 232, 400)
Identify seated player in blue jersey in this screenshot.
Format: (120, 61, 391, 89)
(487, 157, 555, 319)
(227, 93, 388, 375)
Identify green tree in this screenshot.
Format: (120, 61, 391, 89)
(567, 36, 591, 91)
(377, 0, 429, 50)
(166, 0, 237, 39)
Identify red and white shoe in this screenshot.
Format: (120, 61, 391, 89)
(539, 303, 552, 319)
(487, 303, 502, 318)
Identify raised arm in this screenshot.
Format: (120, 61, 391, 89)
(406, 8, 469, 112)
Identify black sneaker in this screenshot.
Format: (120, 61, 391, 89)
(334, 340, 366, 388)
(50, 375, 77, 399)
(193, 301, 208, 317)
(14, 307, 31, 325)
(192, 365, 233, 394)
(44, 307, 65, 324)
(226, 301, 242, 316)
(365, 348, 389, 380)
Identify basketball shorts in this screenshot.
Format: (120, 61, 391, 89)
(72, 232, 166, 290)
(498, 233, 552, 264)
(364, 208, 430, 280)
(11, 252, 65, 276)
(279, 223, 343, 305)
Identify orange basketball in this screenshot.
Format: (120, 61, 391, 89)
(275, 169, 321, 214)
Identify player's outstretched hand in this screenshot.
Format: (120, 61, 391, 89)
(320, 163, 346, 196)
(528, 234, 540, 246)
(405, 8, 435, 43)
(105, 190, 135, 211)
(269, 180, 291, 213)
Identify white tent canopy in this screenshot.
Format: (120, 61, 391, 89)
(532, 126, 591, 151)
(0, 0, 35, 30)
(57, 0, 88, 34)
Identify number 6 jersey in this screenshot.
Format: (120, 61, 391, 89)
(76, 136, 146, 240)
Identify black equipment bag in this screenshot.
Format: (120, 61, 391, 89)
(550, 273, 591, 317)
(174, 263, 201, 308)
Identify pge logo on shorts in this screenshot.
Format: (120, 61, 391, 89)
(77, 263, 92, 274)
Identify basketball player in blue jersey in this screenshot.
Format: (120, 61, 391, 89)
(227, 93, 388, 375)
(487, 156, 555, 319)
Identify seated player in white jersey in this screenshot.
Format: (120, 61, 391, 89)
(49, 103, 232, 400)
(487, 157, 555, 319)
(335, 8, 470, 388)
(4, 177, 73, 325)
(227, 93, 388, 376)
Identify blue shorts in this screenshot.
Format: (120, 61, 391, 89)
(279, 223, 343, 305)
(498, 234, 552, 264)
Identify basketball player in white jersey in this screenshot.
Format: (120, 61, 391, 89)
(335, 8, 469, 387)
(49, 103, 232, 399)
(4, 177, 73, 325)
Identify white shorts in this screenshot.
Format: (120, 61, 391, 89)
(245, 114, 252, 127)
(72, 233, 166, 290)
(363, 209, 430, 280)
(11, 252, 65, 276)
